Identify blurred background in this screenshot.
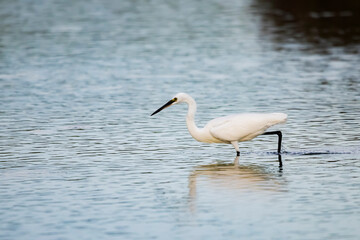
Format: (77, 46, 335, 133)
(1, 0, 359, 239)
(257, 0, 360, 47)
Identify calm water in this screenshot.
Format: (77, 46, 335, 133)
(1, 0, 360, 239)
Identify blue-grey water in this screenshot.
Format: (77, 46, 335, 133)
(1, 0, 360, 239)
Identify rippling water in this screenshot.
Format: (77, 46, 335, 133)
(1, 0, 360, 239)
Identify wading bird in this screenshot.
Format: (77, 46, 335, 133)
(151, 93, 287, 157)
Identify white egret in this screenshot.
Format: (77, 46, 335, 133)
(151, 93, 287, 156)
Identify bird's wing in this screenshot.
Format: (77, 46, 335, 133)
(208, 113, 287, 142)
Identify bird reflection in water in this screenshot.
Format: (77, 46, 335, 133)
(188, 156, 285, 212)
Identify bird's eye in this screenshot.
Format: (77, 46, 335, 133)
(173, 97, 177, 102)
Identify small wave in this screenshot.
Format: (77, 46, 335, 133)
(255, 148, 359, 156)
(282, 150, 353, 155)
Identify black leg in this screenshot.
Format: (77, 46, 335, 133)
(262, 131, 282, 153)
(278, 154, 283, 168)
(236, 151, 240, 156)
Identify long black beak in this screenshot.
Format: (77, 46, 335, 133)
(151, 99, 175, 116)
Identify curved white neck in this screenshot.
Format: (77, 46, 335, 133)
(184, 96, 203, 142)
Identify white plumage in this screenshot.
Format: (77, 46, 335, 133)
(151, 93, 287, 155)
(208, 113, 286, 142)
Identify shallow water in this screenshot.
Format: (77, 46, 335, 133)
(1, 0, 360, 239)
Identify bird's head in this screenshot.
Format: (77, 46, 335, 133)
(150, 93, 188, 116)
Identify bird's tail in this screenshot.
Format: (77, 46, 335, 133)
(270, 113, 288, 124)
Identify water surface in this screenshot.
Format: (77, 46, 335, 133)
(1, 0, 360, 239)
